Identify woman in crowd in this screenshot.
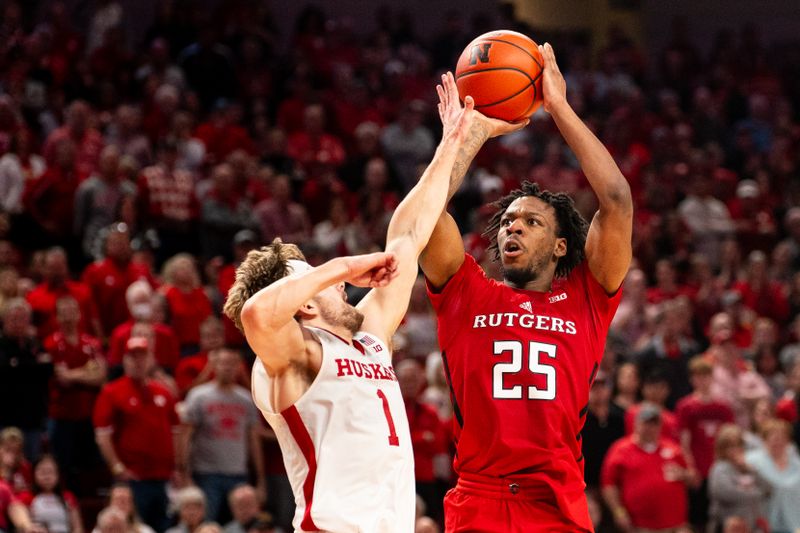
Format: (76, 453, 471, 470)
(160, 254, 212, 355)
(17, 455, 83, 533)
(745, 419, 800, 533)
(708, 424, 769, 533)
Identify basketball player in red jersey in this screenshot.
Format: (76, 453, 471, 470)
(420, 43, 634, 532)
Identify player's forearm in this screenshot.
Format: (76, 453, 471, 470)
(386, 133, 462, 254)
(243, 257, 351, 331)
(549, 101, 632, 211)
(446, 118, 491, 201)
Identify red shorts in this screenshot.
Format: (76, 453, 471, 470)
(444, 472, 593, 533)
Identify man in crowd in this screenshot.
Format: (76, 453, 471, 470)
(223, 485, 262, 533)
(602, 404, 694, 533)
(93, 337, 180, 531)
(178, 348, 265, 522)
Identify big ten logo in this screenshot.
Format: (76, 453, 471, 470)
(469, 43, 492, 65)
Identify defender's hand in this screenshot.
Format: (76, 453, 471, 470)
(342, 252, 399, 288)
(538, 43, 567, 113)
(436, 71, 528, 139)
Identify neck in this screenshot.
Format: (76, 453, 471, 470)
(504, 272, 555, 292)
(306, 318, 355, 344)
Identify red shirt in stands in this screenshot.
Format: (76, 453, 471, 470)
(406, 401, 448, 483)
(92, 376, 178, 480)
(675, 394, 735, 478)
(776, 394, 797, 423)
(26, 281, 98, 339)
(174, 351, 248, 399)
(427, 255, 621, 531)
(0, 481, 17, 530)
(601, 436, 688, 530)
(81, 258, 155, 336)
(162, 286, 212, 349)
(625, 403, 681, 443)
(44, 331, 104, 420)
(107, 321, 180, 370)
(217, 264, 245, 347)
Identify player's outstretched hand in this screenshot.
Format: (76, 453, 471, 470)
(342, 252, 399, 288)
(436, 71, 528, 139)
(538, 42, 567, 114)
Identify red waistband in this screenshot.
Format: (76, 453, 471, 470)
(455, 471, 555, 501)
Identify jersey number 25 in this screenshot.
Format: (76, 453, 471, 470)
(493, 340, 556, 400)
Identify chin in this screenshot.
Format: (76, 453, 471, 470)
(502, 266, 537, 287)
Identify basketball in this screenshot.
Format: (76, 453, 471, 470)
(455, 30, 544, 122)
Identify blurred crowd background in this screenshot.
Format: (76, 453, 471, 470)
(0, 1, 799, 533)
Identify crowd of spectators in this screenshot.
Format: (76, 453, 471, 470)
(0, 1, 799, 533)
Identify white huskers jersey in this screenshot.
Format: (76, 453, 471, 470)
(252, 326, 415, 533)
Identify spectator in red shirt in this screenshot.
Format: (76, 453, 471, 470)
(160, 254, 212, 354)
(602, 404, 694, 533)
(286, 104, 346, 172)
(733, 250, 790, 325)
(137, 139, 200, 264)
(26, 247, 101, 339)
(82, 224, 155, 336)
(625, 371, 681, 442)
(23, 138, 84, 245)
(646, 258, 691, 304)
(728, 179, 777, 255)
(43, 100, 105, 178)
(194, 101, 255, 164)
(108, 280, 180, 372)
(175, 318, 224, 398)
(45, 296, 106, 480)
(396, 359, 448, 525)
(676, 357, 735, 529)
(93, 336, 180, 532)
(17, 455, 83, 533)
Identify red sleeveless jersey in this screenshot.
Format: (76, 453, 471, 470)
(427, 254, 622, 530)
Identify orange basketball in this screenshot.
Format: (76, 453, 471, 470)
(455, 30, 543, 122)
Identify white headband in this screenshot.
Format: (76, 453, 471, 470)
(287, 259, 313, 276)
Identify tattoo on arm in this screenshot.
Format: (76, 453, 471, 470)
(448, 120, 491, 200)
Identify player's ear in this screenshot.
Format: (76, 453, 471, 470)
(296, 299, 317, 321)
(553, 237, 567, 258)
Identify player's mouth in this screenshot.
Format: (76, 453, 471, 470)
(502, 239, 524, 259)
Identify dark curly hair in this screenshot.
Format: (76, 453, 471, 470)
(223, 239, 306, 332)
(484, 181, 589, 278)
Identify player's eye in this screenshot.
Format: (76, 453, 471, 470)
(501, 218, 511, 227)
(527, 218, 538, 226)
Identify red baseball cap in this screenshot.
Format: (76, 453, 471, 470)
(126, 337, 149, 353)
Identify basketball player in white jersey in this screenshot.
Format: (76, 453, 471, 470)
(222, 76, 526, 533)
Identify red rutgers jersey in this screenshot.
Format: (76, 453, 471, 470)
(427, 254, 622, 530)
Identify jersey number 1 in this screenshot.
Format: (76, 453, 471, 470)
(377, 389, 400, 446)
(493, 340, 557, 400)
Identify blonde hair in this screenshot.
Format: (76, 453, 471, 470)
(162, 253, 200, 288)
(714, 423, 744, 459)
(759, 418, 792, 440)
(223, 239, 305, 332)
(0, 426, 23, 446)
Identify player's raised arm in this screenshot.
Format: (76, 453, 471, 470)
(234, 251, 398, 376)
(357, 91, 479, 342)
(420, 73, 529, 289)
(539, 42, 633, 293)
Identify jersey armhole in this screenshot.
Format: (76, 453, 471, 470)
(251, 326, 324, 416)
